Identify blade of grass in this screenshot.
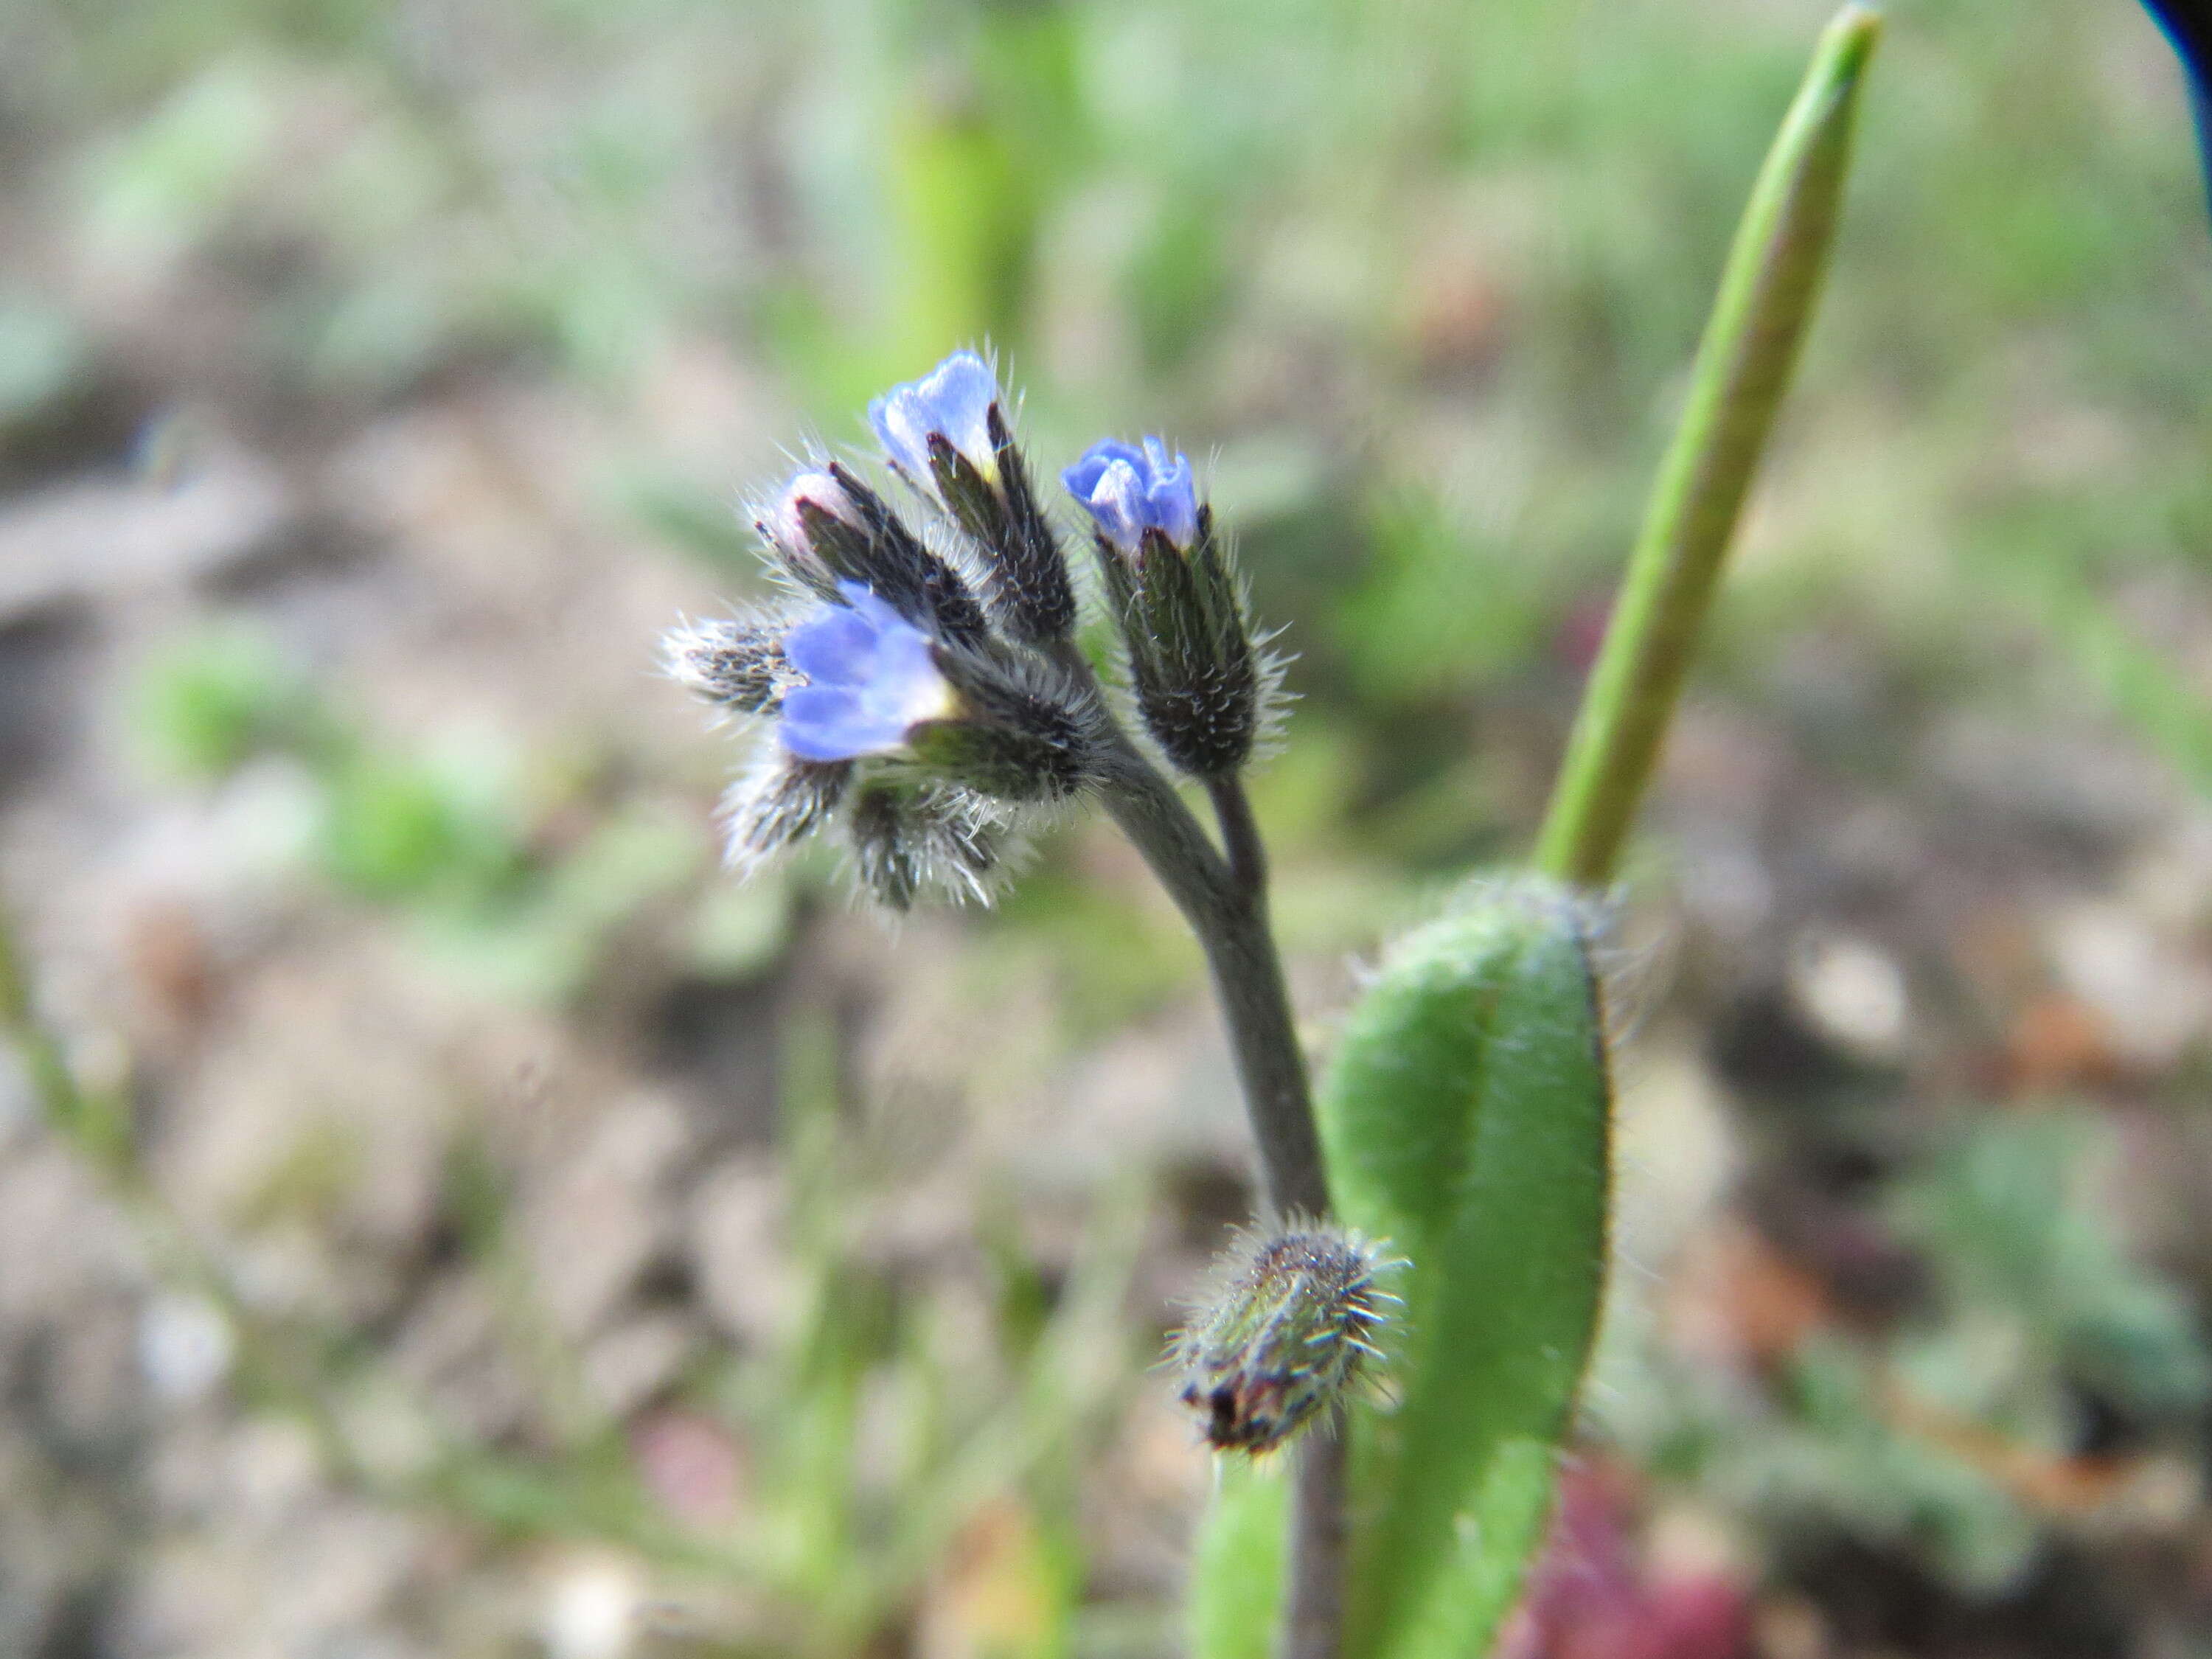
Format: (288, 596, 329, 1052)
(1536, 3, 1882, 887)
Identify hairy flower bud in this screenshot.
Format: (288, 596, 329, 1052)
(1064, 439, 1262, 777)
(717, 754, 853, 873)
(758, 464, 990, 647)
(846, 779, 1004, 910)
(912, 646, 1101, 802)
(1172, 1223, 1399, 1455)
(871, 351, 1075, 645)
(662, 613, 793, 715)
(765, 467, 864, 563)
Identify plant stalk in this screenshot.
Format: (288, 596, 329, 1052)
(1088, 740, 1331, 1223)
(1206, 773, 1270, 900)
(1053, 641, 1340, 1655)
(1282, 1408, 1350, 1659)
(1535, 2, 1881, 888)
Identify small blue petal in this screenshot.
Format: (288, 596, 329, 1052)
(1138, 437, 1200, 546)
(778, 685, 908, 760)
(1090, 459, 1149, 550)
(782, 606, 877, 681)
(773, 582, 950, 761)
(1060, 441, 1144, 507)
(1062, 436, 1200, 552)
(868, 351, 1001, 479)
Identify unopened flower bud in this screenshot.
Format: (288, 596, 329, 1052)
(871, 351, 1075, 645)
(1172, 1223, 1398, 1455)
(1062, 437, 1262, 777)
(846, 779, 1004, 911)
(718, 754, 853, 873)
(765, 467, 864, 563)
(662, 613, 792, 715)
(757, 464, 990, 647)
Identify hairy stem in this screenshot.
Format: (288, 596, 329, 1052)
(1054, 640, 1330, 1221)
(1282, 1410, 1349, 1659)
(1088, 740, 1330, 1221)
(1053, 642, 1340, 1657)
(1535, 2, 1881, 888)
(1206, 772, 1270, 900)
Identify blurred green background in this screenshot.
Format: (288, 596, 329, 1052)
(4, 1, 2212, 1656)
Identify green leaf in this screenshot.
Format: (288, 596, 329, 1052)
(1324, 877, 1613, 1659)
(1188, 1459, 1289, 1659)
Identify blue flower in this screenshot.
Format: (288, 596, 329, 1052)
(868, 351, 1001, 483)
(776, 583, 956, 761)
(1062, 437, 1200, 553)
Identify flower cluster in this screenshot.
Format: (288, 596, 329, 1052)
(665, 349, 1270, 909)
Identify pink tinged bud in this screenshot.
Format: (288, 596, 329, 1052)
(768, 467, 863, 556)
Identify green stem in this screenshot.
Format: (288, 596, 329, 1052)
(1536, 3, 1882, 888)
(1048, 639, 1331, 1224)
(1048, 644, 1340, 1658)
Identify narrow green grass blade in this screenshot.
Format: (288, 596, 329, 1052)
(1537, 5, 1882, 888)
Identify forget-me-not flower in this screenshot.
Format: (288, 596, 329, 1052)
(872, 350, 1075, 644)
(668, 355, 1225, 902)
(777, 583, 956, 761)
(869, 350, 1001, 483)
(1062, 433, 1262, 776)
(1062, 438, 1200, 554)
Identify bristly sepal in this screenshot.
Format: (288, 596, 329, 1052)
(910, 643, 1102, 803)
(1171, 1221, 1401, 1457)
(1124, 507, 1261, 776)
(924, 403, 1077, 645)
(662, 610, 799, 716)
(717, 754, 854, 874)
(846, 779, 1007, 910)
